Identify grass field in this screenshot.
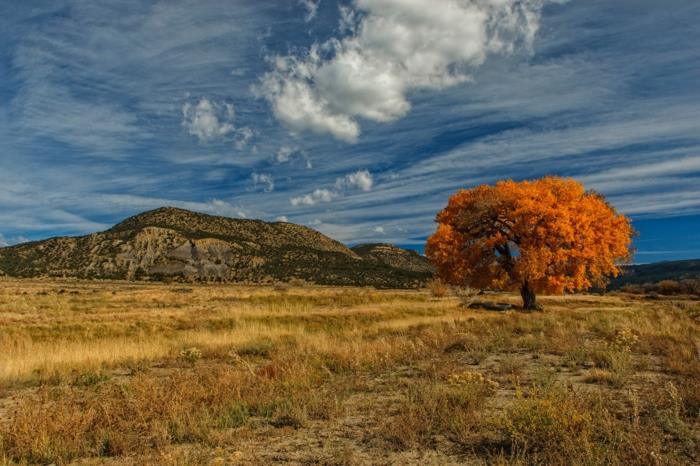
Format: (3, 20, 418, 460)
(0, 278, 698, 465)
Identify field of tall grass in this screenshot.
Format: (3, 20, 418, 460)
(0, 278, 698, 464)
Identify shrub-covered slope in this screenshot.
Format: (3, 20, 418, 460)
(0, 207, 431, 287)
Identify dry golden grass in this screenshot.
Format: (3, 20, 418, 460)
(0, 278, 698, 465)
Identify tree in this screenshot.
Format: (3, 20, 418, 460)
(425, 177, 634, 310)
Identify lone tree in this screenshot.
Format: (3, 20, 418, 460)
(425, 177, 634, 310)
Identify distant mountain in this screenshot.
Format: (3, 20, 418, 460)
(351, 243, 434, 274)
(609, 259, 700, 288)
(0, 207, 432, 288)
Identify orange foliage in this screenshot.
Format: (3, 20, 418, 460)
(426, 177, 634, 307)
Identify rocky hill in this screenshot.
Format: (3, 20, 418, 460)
(351, 243, 433, 274)
(0, 207, 432, 288)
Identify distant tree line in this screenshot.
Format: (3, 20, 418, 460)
(620, 278, 700, 296)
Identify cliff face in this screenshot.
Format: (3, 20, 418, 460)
(0, 207, 432, 288)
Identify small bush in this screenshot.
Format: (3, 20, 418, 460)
(497, 353, 524, 376)
(180, 347, 203, 364)
(453, 286, 479, 306)
(426, 278, 450, 298)
(680, 278, 700, 295)
(588, 329, 638, 386)
(216, 402, 249, 428)
(561, 347, 589, 368)
(71, 369, 109, 387)
(620, 283, 645, 294)
(591, 347, 633, 385)
(270, 400, 308, 429)
(658, 280, 682, 295)
(583, 368, 622, 387)
(502, 385, 595, 462)
(382, 379, 493, 449)
(448, 370, 499, 393)
(610, 328, 639, 352)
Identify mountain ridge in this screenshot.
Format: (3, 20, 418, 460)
(609, 259, 700, 288)
(0, 207, 432, 288)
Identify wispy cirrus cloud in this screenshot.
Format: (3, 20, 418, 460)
(1, 0, 700, 262)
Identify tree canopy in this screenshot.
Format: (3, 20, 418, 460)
(425, 177, 634, 309)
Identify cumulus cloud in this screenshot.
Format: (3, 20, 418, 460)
(336, 169, 373, 191)
(276, 215, 289, 222)
(251, 172, 275, 192)
(182, 98, 235, 143)
(276, 145, 295, 163)
(291, 169, 373, 207)
(259, 0, 544, 141)
(374, 226, 385, 234)
(290, 188, 336, 206)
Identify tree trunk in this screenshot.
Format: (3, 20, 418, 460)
(520, 281, 538, 311)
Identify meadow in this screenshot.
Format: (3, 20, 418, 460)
(0, 278, 698, 465)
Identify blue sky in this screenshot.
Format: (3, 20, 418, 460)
(1, 0, 699, 263)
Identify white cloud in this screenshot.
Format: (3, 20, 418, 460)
(291, 169, 373, 208)
(273, 145, 313, 168)
(579, 155, 700, 194)
(101, 195, 248, 219)
(275, 145, 295, 163)
(338, 5, 358, 34)
(300, 0, 321, 21)
(276, 215, 289, 222)
(374, 226, 385, 234)
(259, 0, 543, 141)
(0, 233, 31, 247)
(336, 169, 374, 191)
(206, 199, 247, 218)
(258, 66, 361, 142)
(182, 98, 235, 143)
(290, 188, 336, 206)
(251, 172, 275, 192)
(234, 126, 254, 150)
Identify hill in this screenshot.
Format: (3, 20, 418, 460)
(0, 207, 432, 288)
(609, 259, 700, 288)
(351, 243, 434, 274)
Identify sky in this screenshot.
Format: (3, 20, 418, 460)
(1, 0, 699, 263)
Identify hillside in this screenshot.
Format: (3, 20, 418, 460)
(0, 207, 432, 287)
(609, 259, 700, 288)
(351, 243, 434, 274)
